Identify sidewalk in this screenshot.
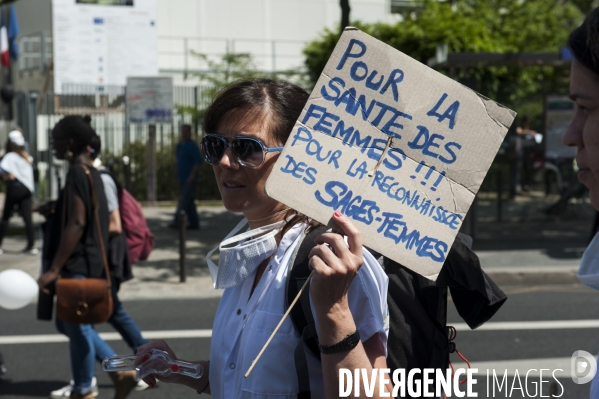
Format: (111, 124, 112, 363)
(0, 203, 237, 301)
(467, 193, 592, 285)
(0, 192, 593, 301)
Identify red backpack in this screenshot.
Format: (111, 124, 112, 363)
(118, 188, 155, 264)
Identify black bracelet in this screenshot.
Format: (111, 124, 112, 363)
(197, 380, 209, 395)
(197, 361, 210, 395)
(318, 330, 360, 354)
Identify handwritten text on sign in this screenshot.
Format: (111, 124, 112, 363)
(266, 29, 515, 279)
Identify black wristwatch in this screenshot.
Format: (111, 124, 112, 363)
(318, 330, 361, 354)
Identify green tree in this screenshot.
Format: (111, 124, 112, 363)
(103, 141, 221, 201)
(571, 0, 599, 13)
(176, 51, 310, 133)
(303, 0, 584, 126)
(176, 52, 266, 133)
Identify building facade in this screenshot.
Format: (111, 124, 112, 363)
(14, 0, 401, 91)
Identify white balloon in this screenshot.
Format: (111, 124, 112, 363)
(0, 269, 39, 310)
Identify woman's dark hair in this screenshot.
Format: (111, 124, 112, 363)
(53, 115, 97, 157)
(204, 78, 319, 233)
(204, 78, 309, 145)
(89, 134, 101, 160)
(569, 7, 599, 76)
(83, 116, 102, 161)
(5, 138, 24, 154)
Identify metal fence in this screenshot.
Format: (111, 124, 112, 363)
(18, 32, 307, 78)
(13, 84, 213, 200)
(158, 36, 306, 77)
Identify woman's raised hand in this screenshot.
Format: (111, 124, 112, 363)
(308, 211, 364, 313)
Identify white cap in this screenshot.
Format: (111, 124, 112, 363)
(8, 130, 24, 147)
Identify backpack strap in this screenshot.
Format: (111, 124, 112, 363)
(80, 164, 111, 286)
(286, 225, 327, 399)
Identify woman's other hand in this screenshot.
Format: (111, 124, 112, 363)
(1, 172, 15, 181)
(37, 269, 59, 295)
(136, 340, 179, 387)
(308, 211, 363, 314)
(35, 201, 56, 218)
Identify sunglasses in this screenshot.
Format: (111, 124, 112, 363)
(200, 134, 284, 168)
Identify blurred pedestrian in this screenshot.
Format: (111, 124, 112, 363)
(37, 116, 137, 399)
(0, 130, 37, 254)
(516, 115, 539, 192)
(561, 7, 599, 398)
(509, 115, 538, 196)
(48, 123, 149, 399)
(169, 124, 201, 230)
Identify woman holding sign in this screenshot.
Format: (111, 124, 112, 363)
(136, 79, 391, 398)
(562, 7, 599, 397)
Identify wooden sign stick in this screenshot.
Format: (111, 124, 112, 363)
(245, 271, 313, 378)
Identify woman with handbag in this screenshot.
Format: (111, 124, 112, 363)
(38, 115, 137, 399)
(47, 127, 150, 399)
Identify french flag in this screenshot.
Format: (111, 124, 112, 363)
(0, 9, 8, 67)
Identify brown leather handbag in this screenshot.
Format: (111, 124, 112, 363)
(56, 165, 113, 324)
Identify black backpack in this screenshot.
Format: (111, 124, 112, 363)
(285, 226, 507, 399)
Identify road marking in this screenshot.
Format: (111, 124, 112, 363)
(500, 285, 596, 295)
(455, 356, 597, 378)
(1, 319, 598, 344)
(0, 329, 212, 345)
(448, 285, 594, 302)
(452, 319, 599, 331)
(0, 334, 68, 344)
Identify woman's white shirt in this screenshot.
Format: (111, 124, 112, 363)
(578, 232, 599, 290)
(209, 222, 389, 399)
(580, 233, 599, 396)
(0, 152, 34, 193)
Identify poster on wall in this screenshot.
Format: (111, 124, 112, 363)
(126, 77, 173, 124)
(52, 0, 158, 94)
(545, 95, 577, 159)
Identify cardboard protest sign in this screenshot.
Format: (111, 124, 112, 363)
(265, 28, 516, 280)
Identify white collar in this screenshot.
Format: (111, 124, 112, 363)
(578, 232, 599, 290)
